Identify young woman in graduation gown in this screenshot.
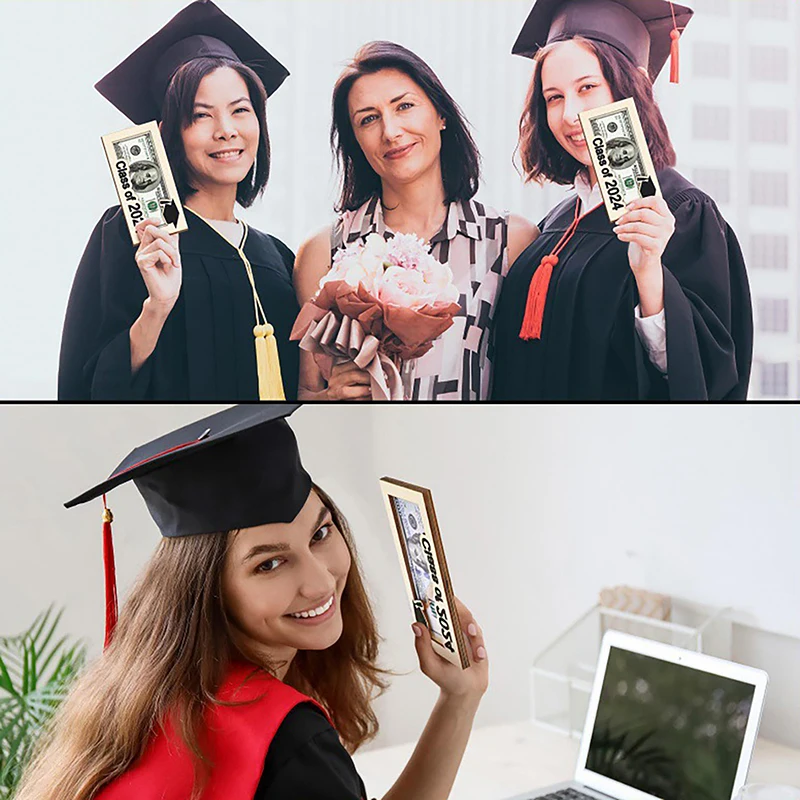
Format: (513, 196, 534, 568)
(491, 0, 753, 401)
(15, 405, 489, 800)
(57, 1, 300, 401)
(294, 41, 539, 401)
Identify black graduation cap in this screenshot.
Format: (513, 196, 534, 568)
(512, 0, 694, 83)
(95, 0, 290, 124)
(65, 404, 311, 646)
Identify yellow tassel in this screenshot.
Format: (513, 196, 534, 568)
(254, 324, 285, 400)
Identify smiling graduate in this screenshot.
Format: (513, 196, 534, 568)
(492, 0, 753, 401)
(57, 1, 300, 402)
(15, 404, 489, 800)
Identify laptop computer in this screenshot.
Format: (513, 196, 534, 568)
(507, 630, 768, 800)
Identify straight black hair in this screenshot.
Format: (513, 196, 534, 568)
(160, 57, 270, 208)
(331, 41, 481, 212)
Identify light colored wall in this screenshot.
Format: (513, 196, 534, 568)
(0, 405, 797, 750)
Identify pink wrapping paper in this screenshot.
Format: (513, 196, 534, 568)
(309, 279, 461, 359)
(291, 305, 403, 401)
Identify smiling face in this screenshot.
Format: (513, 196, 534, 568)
(540, 39, 615, 169)
(180, 66, 260, 192)
(221, 490, 352, 674)
(348, 67, 445, 188)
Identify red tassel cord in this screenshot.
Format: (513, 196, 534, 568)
(668, 2, 681, 84)
(669, 29, 681, 83)
(519, 255, 558, 341)
(102, 494, 118, 650)
(519, 199, 584, 341)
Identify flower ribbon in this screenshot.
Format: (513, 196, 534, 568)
(293, 305, 404, 401)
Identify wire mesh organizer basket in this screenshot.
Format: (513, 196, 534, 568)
(530, 599, 732, 738)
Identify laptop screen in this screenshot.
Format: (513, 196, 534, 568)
(585, 646, 756, 800)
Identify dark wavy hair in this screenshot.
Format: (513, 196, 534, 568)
(331, 41, 481, 212)
(517, 37, 676, 186)
(160, 57, 270, 208)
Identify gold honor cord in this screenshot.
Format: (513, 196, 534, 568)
(236, 225, 286, 401)
(185, 208, 285, 400)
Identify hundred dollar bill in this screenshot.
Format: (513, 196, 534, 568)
(379, 477, 469, 669)
(578, 98, 661, 222)
(101, 121, 188, 246)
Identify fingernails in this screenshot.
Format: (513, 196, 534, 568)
(468, 623, 478, 636)
(476, 646, 487, 659)
(412, 624, 422, 638)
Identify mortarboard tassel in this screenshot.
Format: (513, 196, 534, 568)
(519, 198, 584, 341)
(669, 2, 681, 84)
(669, 29, 680, 83)
(519, 255, 557, 341)
(101, 495, 118, 649)
(254, 324, 286, 401)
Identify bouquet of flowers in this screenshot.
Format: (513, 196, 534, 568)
(291, 232, 461, 400)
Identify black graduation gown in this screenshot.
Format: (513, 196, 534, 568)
(256, 704, 368, 800)
(57, 206, 300, 401)
(491, 168, 753, 401)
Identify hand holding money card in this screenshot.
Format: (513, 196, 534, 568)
(578, 98, 661, 222)
(102, 121, 188, 245)
(379, 478, 470, 669)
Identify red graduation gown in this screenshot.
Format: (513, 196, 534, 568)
(95, 663, 323, 800)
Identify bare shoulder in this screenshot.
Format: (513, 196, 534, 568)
(507, 214, 539, 267)
(294, 225, 333, 302)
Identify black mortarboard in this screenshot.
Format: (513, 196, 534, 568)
(512, 0, 694, 83)
(66, 404, 311, 646)
(66, 404, 311, 536)
(95, 0, 290, 124)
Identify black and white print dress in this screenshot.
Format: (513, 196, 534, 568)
(331, 196, 509, 401)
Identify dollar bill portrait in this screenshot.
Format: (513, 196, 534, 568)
(606, 137, 638, 170)
(493, 0, 753, 402)
(129, 160, 162, 193)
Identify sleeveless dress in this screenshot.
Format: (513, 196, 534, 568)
(332, 196, 509, 400)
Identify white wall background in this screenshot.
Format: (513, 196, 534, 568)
(3, 0, 795, 398)
(0, 404, 798, 751)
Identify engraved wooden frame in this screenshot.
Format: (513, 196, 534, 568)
(101, 120, 188, 245)
(379, 477, 469, 669)
(578, 97, 662, 222)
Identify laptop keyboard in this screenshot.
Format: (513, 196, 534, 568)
(529, 790, 597, 800)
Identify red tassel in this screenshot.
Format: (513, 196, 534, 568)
(102, 496, 118, 650)
(519, 254, 558, 341)
(669, 28, 680, 84)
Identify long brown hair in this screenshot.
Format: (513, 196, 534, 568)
(15, 486, 388, 800)
(517, 37, 676, 186)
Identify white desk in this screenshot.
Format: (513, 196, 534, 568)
(355, 721, 800, 800)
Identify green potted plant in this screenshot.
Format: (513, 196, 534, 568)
(0, 607, 86, 798)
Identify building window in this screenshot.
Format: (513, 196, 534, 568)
(694, 169, 731, 204)
(757, 298, 790, 333)
(749, 46, 789, 82)
(693, 106, 731, 140)
(749, 108, 789, 144)
(750, 234, 789, 270)
(693, 42, 730, 79)
(749, 0, 788, 19)
(759, 362, 789, 397)
(749, 172, 789, 206)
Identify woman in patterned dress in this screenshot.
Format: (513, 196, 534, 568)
(294, 41, 538, 401)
